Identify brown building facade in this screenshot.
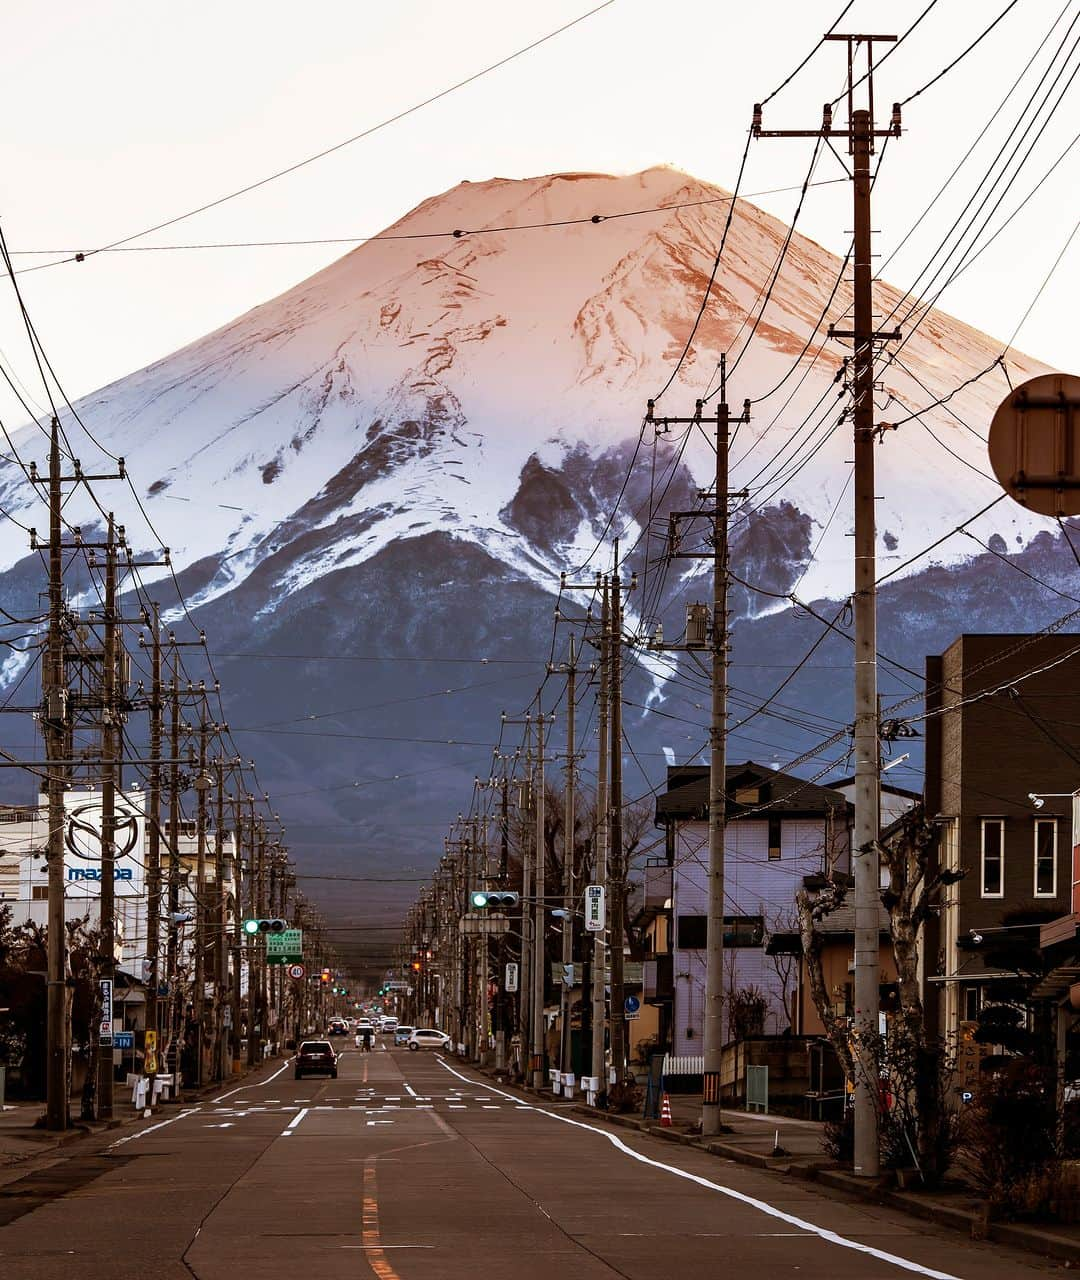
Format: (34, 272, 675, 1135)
(924, 634, 1080, 1039)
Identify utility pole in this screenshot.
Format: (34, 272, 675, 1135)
(213, 756, 227, 1081)
(593, 579, 610, 1101)
(43, 419, 68, 1131)
(754, 39, 901, 1175)
(608, 558, 626, 1100)
(192, 711, 209, 1087)
(649, 379, 750, 1135)
(143, 607, 163, 1100)
(96, 515, 119, 1121)
(532, 711, 548, 1089)
(166, 654, 181, 1083)
(555, 637, 578, 1079)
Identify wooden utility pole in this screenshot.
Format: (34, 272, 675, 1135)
(531, 711, 547, 1089)
(754, 40, 901, 1174)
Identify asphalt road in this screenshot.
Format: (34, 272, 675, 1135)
(0, 1043, 1061, 1279)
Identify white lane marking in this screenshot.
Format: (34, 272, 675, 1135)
(433, 1059, 960, 1280)
(367, 1120, 394, 1126)
(281, 1107, 309, 1136)
(481, 1105, 500, 1110)
(204, 1122, 234, 1129)
(109, 1107, 202, 1148)
(403, 1083, 418, 1097)
(212, 1057, 293, 1103)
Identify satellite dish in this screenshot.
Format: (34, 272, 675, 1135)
(988, 372, 1080, 516)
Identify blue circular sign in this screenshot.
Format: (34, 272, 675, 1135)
(624, 995, 640, 1014)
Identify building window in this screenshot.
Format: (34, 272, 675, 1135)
(31, 884, 48, 900)
(963, 986, 980, 1022)
(677, 915, 707, 949)
(723, 915, 765, 947)
(980, 819, 1005, 898)
(1034, 818, 1057, 898)
(768, 816, 782, 860)
(677, 915, 765, 948)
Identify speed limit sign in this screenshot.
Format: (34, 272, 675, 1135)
(287, 963, 305, 979)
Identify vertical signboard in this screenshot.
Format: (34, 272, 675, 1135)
(505, 962, 519, 993)
(99, 978, 114, 1048)
(585, 884, 606, 932)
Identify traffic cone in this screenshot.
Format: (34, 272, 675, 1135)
(660, 1092, 673, 1127)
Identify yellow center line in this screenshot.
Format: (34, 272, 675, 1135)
(362, 1160, 402, 1280)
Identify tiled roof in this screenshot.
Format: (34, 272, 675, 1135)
(655, 760, 851, 820)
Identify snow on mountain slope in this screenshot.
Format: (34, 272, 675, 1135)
(0, 166, 1050, 621)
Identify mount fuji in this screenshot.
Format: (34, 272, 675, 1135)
(1, 166, 1074, 950)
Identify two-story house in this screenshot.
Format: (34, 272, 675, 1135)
(924, 633, 1080, 1044)
(650, 761, 851, 1053)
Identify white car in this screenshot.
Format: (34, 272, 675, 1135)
(380, 1016, 399, 1034)
(407, 1028, 451, 1052)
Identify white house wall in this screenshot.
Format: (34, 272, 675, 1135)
(671, 816, 833, 1050)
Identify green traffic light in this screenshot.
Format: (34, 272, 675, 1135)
(470, 890, 489, 909)
(242, 918, 260, 935)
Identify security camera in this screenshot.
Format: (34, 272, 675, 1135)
(1029, 793, 1045, 809)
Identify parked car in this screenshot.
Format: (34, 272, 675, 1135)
(393, 1025, 415, 1046)
(295, 1040, 338, 1079)
(407, 1028, 451, 1052)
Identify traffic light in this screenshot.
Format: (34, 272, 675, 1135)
(242, 918, 288, 935)
(320, 968, 331, 983)
(470, 890, 520, 910)
(410, 960, 421, 973)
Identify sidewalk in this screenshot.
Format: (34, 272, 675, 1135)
(0, 1056, 284, 1184)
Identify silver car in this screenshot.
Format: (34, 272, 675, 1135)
(407, 1028, 451, 1052)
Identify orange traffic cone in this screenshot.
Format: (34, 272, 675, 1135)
(660, 1092, 673, 1127)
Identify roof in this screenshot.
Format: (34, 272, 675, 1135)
(810, 901, 891, 936)
(826, 775, 922, 801)
(655, 760, 851, 822)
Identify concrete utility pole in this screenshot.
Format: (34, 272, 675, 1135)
(532, 710, 546, 1089)
(754, 39, 901, 1175)
(213, 758, 227, 1081)
(608, 561, 625, 1099)
(166, 654, 181, 1082)
(593, 579, 610, 1101)
(43, 419, 67, 1131)
(558, 635, 577, 1079)
(192, 712, 209, 1087)
(96, 515, 118, 1121)
(649, 377, 750, 1134)
(518, 765, 532, 1071)
(144, 607, 162, 1098)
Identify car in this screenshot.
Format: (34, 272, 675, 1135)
(393, 1024, 415, 1046)
(380, 1016, 399, 1034)
(295, 1040, 338, 1079)
(327, 1019, 348, 1036)
(407, 1028, 451, 1052)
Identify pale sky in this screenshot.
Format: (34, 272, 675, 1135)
(2, 0, 1078, 408)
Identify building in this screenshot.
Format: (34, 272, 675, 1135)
(924, 634, 1080, 1042)
(649, 761, 851, 1053)
(0, 788, 238, 980)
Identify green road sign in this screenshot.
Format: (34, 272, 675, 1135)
(265, 927, 303, 965)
